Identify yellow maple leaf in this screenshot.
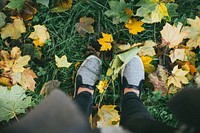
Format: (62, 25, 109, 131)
(138, 40, 157, 56)
(167, 65, 189, 88)
(160, 23, 187, 48)
(182, 16, 200, 48)
(169, 49, 187, 63)
(0, 18, 26, 39)
(12, 68, 37, 91)
(97, 105, 120, 128)
(98, 32, 113, 51)
(141, 56, 155, 73)
(29, 25, 50, 47)
(97, 80, 108, 94)
(0, 47, 30, 73)
(125, 18, 145, 35)
(55, 55, 72, 68)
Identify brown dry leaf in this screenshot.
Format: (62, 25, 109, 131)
(169, 49, 187, 63)
(149, 73, 168, 95)
(160, 22, 187, 48)
(12, 68, 37, 91)
(51, 0, 72, 13)
(182, 16, 200, 48)
(157, 65, 169, 83)
(139, 40, 157, 56)
(20, 2, 37, 21)
(0, 18, 26, 39)
(29, 25, 50, 47)
(97, 105, 120, 128)
(40, 80, 61, 95)
(167, 65, 189, 88)
(76, 17, 94, 36)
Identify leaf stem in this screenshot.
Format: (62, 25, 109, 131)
(13, 112, 19, 122)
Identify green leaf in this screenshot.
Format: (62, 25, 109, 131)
(165, 3, 178, 21)
(135, 0, 169, 23)
(6, 0, 25, 11)
(0, 85, 32, 122)
(36, 0, 49, 7)
(0, 12, 6, 29)
(108, 47, 140, 80)
(104, 0, 130, 24)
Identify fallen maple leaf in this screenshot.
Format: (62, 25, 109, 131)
(167, 65, 189, 88)
(51, 0, 72, 13)
(76, 17, 94, 36)
(0, 12, 6, 29)
(138, 40, 157, 56)
(0, 85, 32, 122)
(0, 47, 30, 73)
(136, 0, 169, 23)
(160, 23, 187, 48)
(12, 68, 37, 91)
(104, 0, 132, 24)
(183, 16, 200, 48)
(55, 55, 72, 68)
(98, 33, 113, 51)
(183, 62, 197, 76)
(1, 18, 26, 39)
(28, 25, 50, 47)
(97, 80, 108, 94)
(157, 65, 169, 83)
(108, 47, 140, 80)
(149, 73, 168, 95)
(6, 0, 25, 11)
(20, 2, 37, 21)
(97, 105, 120, 128)
(169, 49, 187, 63)
(125, 18, 145, 35)
(40, 80, 61, 96)
(141, 56, 155, 73)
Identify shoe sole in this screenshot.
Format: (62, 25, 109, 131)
(74, 55, 102, 98)
(121, 55, 144, 83)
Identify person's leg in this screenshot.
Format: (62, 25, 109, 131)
(74, 89, 93, 117)
(120, 55, 153, 126)
(73, 55, 101, 117)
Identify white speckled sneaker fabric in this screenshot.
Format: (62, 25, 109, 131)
(121, 55, 145, 93)
(74, 55, 101, 97)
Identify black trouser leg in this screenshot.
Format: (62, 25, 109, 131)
(120, 92, 153, 126)
(74, 91, 93, 117)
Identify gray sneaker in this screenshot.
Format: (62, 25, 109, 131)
(74, 55, 101, 97)
(121, 55, 145, 94)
